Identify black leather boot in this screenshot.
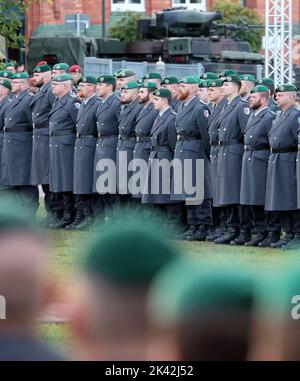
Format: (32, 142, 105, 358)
(65, 210, 84, 230)
(73, 215, 94, 231)
(51, 210, 74, 229)
(258, 231, 281, 247)
(230, 229, 252, 246)
(48, 211, 63, 229)
(271, 233, 294, 248)
(186, 225, 208, 241)
(175, 225, 197, 240)
(244, 232, 268, 247)
(214, 228, 239, 244)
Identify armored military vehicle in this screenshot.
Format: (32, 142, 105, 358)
(27, 8, 263, 75)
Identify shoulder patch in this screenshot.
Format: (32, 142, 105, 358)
(204, 109, 210, 118)
(70, 91, 76, 98)
(243, 107, 250, 115)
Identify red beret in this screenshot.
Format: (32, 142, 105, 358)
(37, 61, 47, 66)
(69, 65, 83, 73)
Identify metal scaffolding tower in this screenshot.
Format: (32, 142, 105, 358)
(265, 0, 293, 86)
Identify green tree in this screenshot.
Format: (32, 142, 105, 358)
(213, 0, 264, 53)
(0, 0, 37, 49)
(109, 12, 144, 42)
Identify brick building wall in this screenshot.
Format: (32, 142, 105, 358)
(26, 0, 216, 39)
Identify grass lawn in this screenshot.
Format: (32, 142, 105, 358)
(40, 225, 300, 355)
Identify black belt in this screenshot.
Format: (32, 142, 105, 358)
(76, 133, 97, 139)
(177, 135, 201, 141)
(4, 127, 32, 133)
(210, 141, 219, 146)
(244, 144, 270, 151)
(219, 138, 243, 146)
(118, 134, 135, 140)
(97, 133, 118, 139)
(136, 136, 151, 142)
(50, 130, 76, 137)
(33, 123, 49, 129)
(271, 146, 298, 154)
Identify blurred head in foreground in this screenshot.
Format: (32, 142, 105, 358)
(0, 196, 59, 360)
(147, 260, 256, 361)
(72, 212, 179, 360)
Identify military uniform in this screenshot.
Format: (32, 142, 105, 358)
(0, 94, 12, 188)
(240, 106, 276, 245)
(172, 94, 212, 240)
(269, 97, 280, 113)
(214, 95, 250, 242)
(170, 97, 181, 112)
(72, 93, 100, 229)
(133, 101, 158, 198)
(93, 93, 121, 217)
(29, 80, 62, 221)
(2, 88, 39, 212)
(116, 97, 142, 199)
(142, 107, 177, 208)
(49, 91, 80, 227)
(265, 105, 300, 247)
(206, 97, 227, 240)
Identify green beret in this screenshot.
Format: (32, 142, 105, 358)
(97, 74, 116, 85)
(240, 74, 256, 83)
(81, 75, 97, 85)
(201, 72, 218, 80)
(139, 81, 157, 89)
(143, 72, 162, 80)
(52, 63, 69, 71)
(218, 69, 238, 78)
(223, 74, 241, 83)
(149, 260, 255, 327)
(0, 71, 14, 79)
(275, 83, 297, 93)
(208, 79, 224, 88)
(12, 72, 29, 79)
(33, 64, 51, 73)
(198, 79, 210, 88)
(161, 76, 179, 85)
(0, 78, 12, 90)
(180, 76, 199, 84)
(114, 69, 136, 78)
(153, 88, 172, 98)
(121, 81, 139, 90)
(53, 73, 73, 82)
(85, 218, 179, 285)
(4, 62, 16, 69)
(250, 85, 270, 94)
(255, 78, 274, 86)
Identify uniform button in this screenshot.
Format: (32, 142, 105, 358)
(55, 145, 58, 148)
(250, 135, 253, 138)
(96, 144, 98, 147)
(223, 128, 226, 131)
(223, 153, 226, 156)
(248, 158, 251, 161)
(274, 137, 277, 140)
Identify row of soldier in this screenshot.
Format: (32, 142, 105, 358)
(0, 61, 300, 249)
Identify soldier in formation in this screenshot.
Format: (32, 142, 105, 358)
(2, 58, 300, 250)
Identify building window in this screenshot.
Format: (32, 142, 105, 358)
(111, 0, 145, 12)
(172, 0, 206, 11)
